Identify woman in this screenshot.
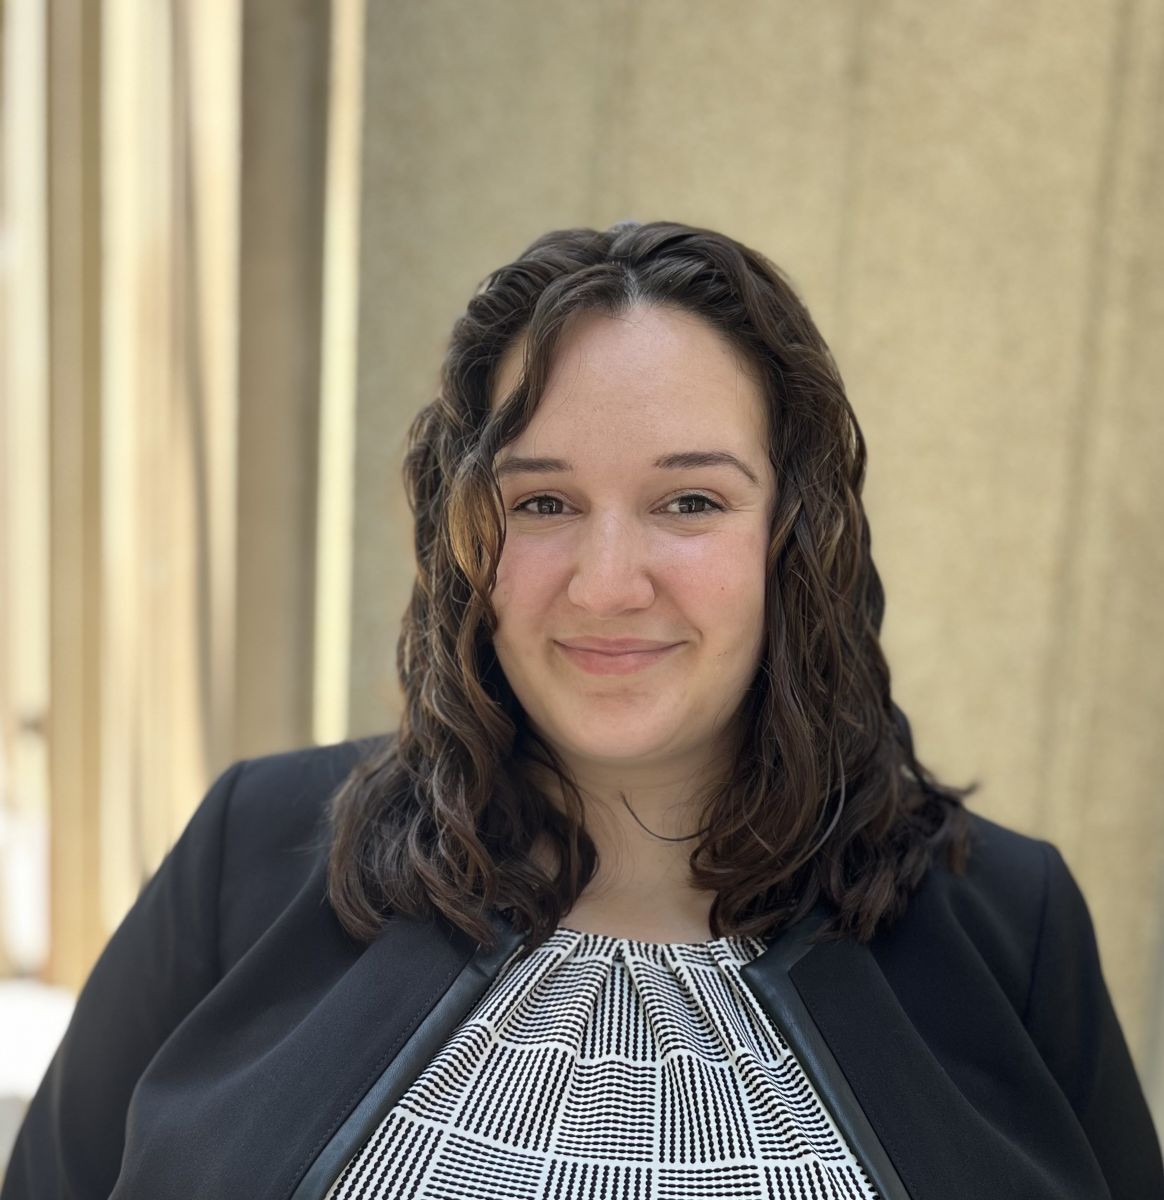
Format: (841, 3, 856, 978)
(4, 221, 1161, 1200)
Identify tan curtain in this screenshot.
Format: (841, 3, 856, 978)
(0, 0, 354, 992)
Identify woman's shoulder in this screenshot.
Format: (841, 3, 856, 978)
(873, 806, 1093, 1017)
(951, 806, 1059, 914)
(210, 733, 392, 962)
(218, 732, 388, 849)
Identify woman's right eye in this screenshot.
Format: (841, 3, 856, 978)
(511, 494, 565, 516)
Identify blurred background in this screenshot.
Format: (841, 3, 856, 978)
(1, 0, 1162, 1171)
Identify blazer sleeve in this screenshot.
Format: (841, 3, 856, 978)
(1023, 840, 1164, 1199)
(1, 759, 246, 1200)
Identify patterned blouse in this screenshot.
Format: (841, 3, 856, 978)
(324, 926, 882, 1199)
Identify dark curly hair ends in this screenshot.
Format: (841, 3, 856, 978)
(326, 220, 976, 957)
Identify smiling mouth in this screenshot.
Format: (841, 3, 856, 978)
(555, 642, 681, 676)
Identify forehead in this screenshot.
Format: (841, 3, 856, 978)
(490, 305, 768, 445)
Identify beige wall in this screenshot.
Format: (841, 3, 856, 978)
(350, 0, 1164, 1115)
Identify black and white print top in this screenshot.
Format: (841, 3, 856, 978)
(324, 927, 882, 1200)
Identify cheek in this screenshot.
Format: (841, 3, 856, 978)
(666, 530, 768, 609)
(492, 539, 559, 623)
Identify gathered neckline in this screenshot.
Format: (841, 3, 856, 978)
(550, 924, 764, 953)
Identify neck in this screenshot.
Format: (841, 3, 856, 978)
(518, 735, 730, 918)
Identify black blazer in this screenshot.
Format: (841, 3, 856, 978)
(3, 737, 1161, 1200)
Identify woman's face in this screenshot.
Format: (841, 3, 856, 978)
(488, 304, 777, 775)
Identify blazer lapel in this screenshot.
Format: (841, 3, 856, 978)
(288, 913, 526, 1199)
(742, 910, 1107, 1200)
(740, 911, 913, 1200)
(123, 858, 508, 1200)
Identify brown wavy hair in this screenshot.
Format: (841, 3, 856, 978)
(326, 219, 976, 956)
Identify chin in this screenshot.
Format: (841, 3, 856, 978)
(543, 714, 689, 765)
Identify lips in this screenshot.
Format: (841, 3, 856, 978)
(555, 640, 682, 675)
(556, 637, 679, 654)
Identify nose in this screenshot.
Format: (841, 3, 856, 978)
(566, 511, 657, 615)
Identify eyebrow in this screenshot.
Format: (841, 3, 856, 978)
(494, 450, 761, 487)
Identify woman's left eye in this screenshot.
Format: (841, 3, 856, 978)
(668, 493, 724, 516)
(511, 493, 725, 517)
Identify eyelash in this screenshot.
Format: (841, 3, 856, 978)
(510, 492, 726, 519)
